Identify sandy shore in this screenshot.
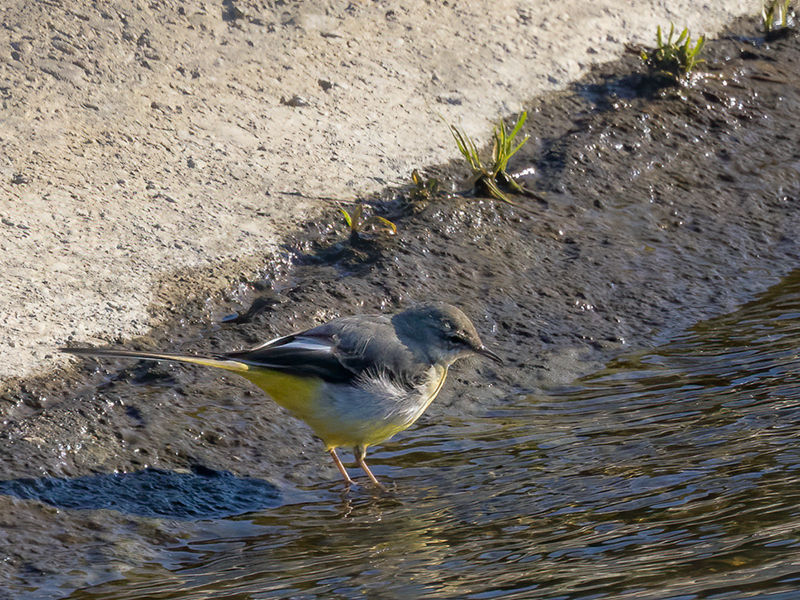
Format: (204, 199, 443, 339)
(0, 0, 753, 383)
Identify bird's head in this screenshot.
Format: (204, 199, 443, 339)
(393, 302, 502, 367)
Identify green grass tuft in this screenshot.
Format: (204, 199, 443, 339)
(447, 111, 530, 204)
(339, 203, 396, 244)
(762, 0, 793, 33)
(640, 23, 705, 81)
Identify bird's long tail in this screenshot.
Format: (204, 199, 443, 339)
(60, 347, 251, 373)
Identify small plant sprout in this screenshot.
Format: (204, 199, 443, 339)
(762, 0, 793, 33)
(339, 203, 396, 244)
(448, 111, 530, 204)
(409, 169, 441, 203)
(492, 113, 532, 195)
(492, 112, 529, 175)
(640, 23, 706, 81)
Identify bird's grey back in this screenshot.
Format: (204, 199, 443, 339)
(225, 313, 431, 388)
(306, 314, 432, 387)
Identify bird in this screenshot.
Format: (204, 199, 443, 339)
(61, 302, 501, 487)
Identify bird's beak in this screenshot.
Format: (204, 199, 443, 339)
(476, 345, 503, 364)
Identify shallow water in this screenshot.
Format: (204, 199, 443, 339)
(16, 268, 786, 599)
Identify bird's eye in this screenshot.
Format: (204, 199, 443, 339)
(448, 333, 465, 345)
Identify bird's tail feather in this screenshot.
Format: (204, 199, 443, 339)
(60, 347, 250, 373)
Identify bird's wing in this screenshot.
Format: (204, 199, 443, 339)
(222, 332, 350, 382)
(222, 314, 425, 386)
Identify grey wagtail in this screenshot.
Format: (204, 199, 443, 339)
(61, 302, 501, 487)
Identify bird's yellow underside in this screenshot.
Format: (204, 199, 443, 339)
(177, 355, 448, 451)
(156, 355, 318, 409)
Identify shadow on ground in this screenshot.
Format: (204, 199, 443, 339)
(0, 466, 281, 519)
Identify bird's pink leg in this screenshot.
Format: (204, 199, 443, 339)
(329, 448, 356, 486)
(354, 445, 386, 490)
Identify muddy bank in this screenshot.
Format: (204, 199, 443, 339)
(0, 0, 755, 383)
(3, 10, 799, 481)
(1, 14, 799, 592)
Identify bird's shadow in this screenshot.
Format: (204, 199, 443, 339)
(0, 466, 281, 520)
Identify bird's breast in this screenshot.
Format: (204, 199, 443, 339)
(290, 365, 449, 449)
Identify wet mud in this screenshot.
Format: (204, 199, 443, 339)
(1, 16, 800, 594)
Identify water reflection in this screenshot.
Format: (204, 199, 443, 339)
(17, 270, 796, 598)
